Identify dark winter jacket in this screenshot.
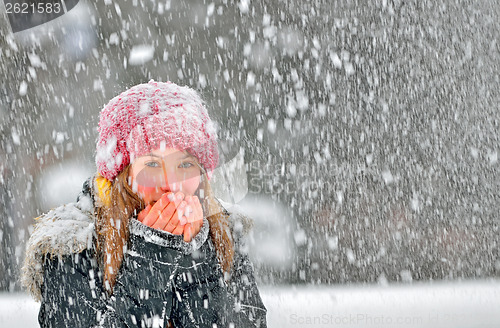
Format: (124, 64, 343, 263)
(21, 177, 267, 328)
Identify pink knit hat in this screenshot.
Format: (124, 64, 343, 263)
(95, 80, 219, 181)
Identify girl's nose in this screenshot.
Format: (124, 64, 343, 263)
(160, 185, 171, 193)
(162, 180, 182, 194)
(160, 178, 174, 192)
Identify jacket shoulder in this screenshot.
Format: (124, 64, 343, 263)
(21, 180, 96, 301)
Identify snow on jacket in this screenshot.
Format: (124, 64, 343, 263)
(21, 177, 267, 328)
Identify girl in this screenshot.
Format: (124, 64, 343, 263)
(21, 80, 267, 327)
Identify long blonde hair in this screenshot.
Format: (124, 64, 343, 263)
(94, 165, 235, 295)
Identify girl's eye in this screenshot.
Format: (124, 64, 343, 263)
(145, 161, 160, 168)
(179, 162, 194, 168)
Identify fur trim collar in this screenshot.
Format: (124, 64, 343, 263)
(129, 217, 210, 254)
(21, 178, 253, 302)
(20, 193, 95, 302)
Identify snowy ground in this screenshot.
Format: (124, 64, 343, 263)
(263, 280, 500, 328)
(1, 280, 499, 328)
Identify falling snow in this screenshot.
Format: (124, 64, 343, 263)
(1, 0, 500, 327)
(128, 45, 155, 66)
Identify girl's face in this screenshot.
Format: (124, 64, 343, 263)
(128, 147, 202, 205)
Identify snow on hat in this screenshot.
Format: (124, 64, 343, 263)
(96, 80, 219, 181)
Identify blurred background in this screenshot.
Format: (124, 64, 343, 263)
(0, 0, 499, 297)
